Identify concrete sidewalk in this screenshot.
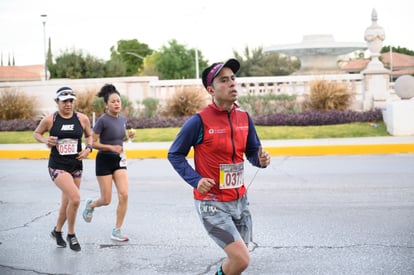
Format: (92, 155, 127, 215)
(0, 136, 413, 159)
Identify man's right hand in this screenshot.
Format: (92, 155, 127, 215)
(197, 178, 215, 194)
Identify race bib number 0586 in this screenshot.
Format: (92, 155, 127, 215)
(219, 162, 244, 189)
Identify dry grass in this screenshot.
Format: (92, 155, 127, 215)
(303, 80, 354, 111)
(74, 88, 99, 118)
(163, 85, 210, 117)
(0, 88, 37, 119)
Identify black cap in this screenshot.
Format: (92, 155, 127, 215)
(201, 58, 240, 89)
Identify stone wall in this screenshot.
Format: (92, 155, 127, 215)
(1, 73, 392, 117)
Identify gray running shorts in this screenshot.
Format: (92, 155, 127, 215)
(194, 195, 252, 249)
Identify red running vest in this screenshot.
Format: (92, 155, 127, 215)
(193, 104, 249, 201)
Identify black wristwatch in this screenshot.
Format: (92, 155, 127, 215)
(86, 145, 93, 152)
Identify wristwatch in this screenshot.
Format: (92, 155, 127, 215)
(86, 145, 93, 152)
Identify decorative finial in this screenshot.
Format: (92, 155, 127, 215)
(371, 8, 377, 22)
(363, 8, 387, 72)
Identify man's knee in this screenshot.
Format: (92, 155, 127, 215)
(224, 240, 250, 273)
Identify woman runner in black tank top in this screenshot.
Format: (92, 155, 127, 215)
(34, 86, 93, 251)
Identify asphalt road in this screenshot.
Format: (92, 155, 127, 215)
(0, 154, 413, 275)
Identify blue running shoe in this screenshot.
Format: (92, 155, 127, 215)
(82, 198, 94, 223)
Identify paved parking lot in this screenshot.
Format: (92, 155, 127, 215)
(1, 154, 414, 274)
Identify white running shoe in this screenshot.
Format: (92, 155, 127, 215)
(111, 228, 129, 242)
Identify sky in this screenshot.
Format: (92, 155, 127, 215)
(0, 0, 413, 66)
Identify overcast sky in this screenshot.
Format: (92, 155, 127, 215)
(0, 0, 412, 66)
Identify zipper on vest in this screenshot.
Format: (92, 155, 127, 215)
(227, 112, 240, 199)
(227, 112, 236, 163)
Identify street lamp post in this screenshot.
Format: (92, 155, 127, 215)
(124, 51, 145, 60)
(195, 47, 199, 79)
(40, 14, 47, 80)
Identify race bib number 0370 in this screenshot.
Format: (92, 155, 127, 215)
(56, 138, 78, 155)
(219, 162, 244, 189)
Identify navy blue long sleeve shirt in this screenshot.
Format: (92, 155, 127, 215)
(167, 114, 263, 188)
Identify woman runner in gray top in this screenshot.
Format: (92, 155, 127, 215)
(82, 84, 134, 241)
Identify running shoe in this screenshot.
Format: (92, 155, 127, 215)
(50, 227, 66, 248)
(110, 228, 129, 242)
(66, 234, 81, 251)
(82, 198, 94, 223)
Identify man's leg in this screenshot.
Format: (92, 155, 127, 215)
(221, 239, 250, 275)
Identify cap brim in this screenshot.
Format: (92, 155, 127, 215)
(58, 95, 76, 101)
(222, 58, 240, 74)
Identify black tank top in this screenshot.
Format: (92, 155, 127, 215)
(48, 112, 84, 172)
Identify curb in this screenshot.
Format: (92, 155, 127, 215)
(1, 143, 414, 159)
(266, 143, 414, 156)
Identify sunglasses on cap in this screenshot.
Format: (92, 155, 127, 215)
(55, 88, 76, 98)
(61, 99, 74, 103)
(59, 91, 76, 96)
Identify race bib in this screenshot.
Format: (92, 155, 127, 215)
(56, 138, 78, 156)
(119, 152, 127, 167)
(219, 162, 244, 189)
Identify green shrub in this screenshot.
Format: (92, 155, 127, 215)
(163, 86, 209, 117)
(141, 97, 159, 118)
(0, 88, 37, 119)
(120, 95, 135, 117)
(303, 80, 354, 111)
(92, 97, 106, 118)
(237, 93, 298, 116)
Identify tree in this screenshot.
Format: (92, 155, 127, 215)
(53, 49, 85, 79)
(260, 53, 300, 76)
(234, 46, 263, 76)
(381, 45, 414, 56)
(53, 48, 107, 79)
(46, 37, 55, 78)
(110, 39, 153, 76)
(105, 55, 127, 77)
(153, 39, 208, 80)
(233, 46, 300, 76)
(83, 55, 106, 78)
(140, 52, 159, 77)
